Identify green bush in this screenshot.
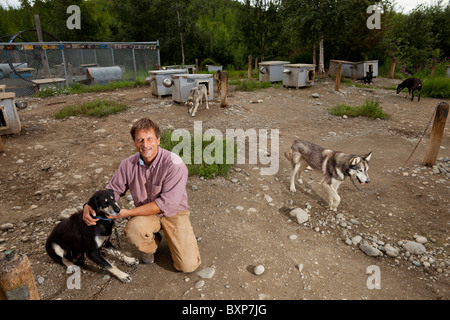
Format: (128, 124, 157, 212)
(37, 79, 146, 98)
(328, 99, 390, 120)
(421, 77, 450, 99)
(53, 99, 129, 119)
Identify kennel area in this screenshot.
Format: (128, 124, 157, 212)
(282, 64, 316, 88)
(0, 41, 160, 96)
(259, 61, 290, 82)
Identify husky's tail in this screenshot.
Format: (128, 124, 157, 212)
(284, 149, 293, 161)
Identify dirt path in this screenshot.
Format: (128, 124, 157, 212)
(0, 77, 448, 300)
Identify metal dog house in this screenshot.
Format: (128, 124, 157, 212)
(282, 64, 316, 88)
(147, 69, 187, 98)
(0, 91, 21, 135)
(169, 74, 214, 103)
(86, 66, 123, 85)
(328, 60, 378, 79)
(259, 61, 290, 82)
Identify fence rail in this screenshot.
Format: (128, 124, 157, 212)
(0, 41, 160, 97)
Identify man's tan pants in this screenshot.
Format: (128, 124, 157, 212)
(123, 210, 201, 273)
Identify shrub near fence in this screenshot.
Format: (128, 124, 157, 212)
(0, 41, 160, 97)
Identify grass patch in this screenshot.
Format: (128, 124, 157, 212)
(328, 99, 390, 120)
(53, 99, 129, 119)
(422, 77, 450, 99)
(160, 130, 236, 179)
(37, 79, 146, 98)
(228, 79, 272, 91)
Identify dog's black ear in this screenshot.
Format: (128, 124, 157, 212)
(363, 152, 372, 162)
(87, 191, 99, 210)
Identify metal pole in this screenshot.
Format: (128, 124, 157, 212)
(157, 40, 161, 67)
(61, 48, 69, 87)
(110, 46, 115, 66)
(94, 49, 98, 66)
(132, 48, 137, 80)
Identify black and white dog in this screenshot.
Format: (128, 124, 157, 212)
(46, 189, 138, 282)
(396, 77, 422, 101)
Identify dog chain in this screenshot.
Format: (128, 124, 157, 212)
(92, 225, 139, 300)
(350, 103, 439, 194)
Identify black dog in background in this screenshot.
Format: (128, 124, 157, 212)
(358, 71, 373, 85)
(46, 189, 138, 282)
(396, 77, 422, 101)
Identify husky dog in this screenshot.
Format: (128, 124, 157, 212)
(285, 139, 372, 211)
(185, 84, 209, 117)
(396, 78, 422, 102)
(214, 70, 222, 93)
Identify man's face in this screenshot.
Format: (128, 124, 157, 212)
(134, 128, 160, 165)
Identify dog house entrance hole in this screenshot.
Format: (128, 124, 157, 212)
(0, 106, 10, 129)
(307, 70, 315, 82)
(197, 80, 210, 95)
(367, 64, 374, 73)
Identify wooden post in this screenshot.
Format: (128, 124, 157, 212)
(313, 43, 317, 71)
(248, 55, 252, 80)
(0, 252, 40, 300)
(0, 136, 5, 153)
(335, 62, 342, 91)
(423, 102, 449, 167)
(390, 58, 396, 79)
(34, 14, 50, 78)
(195, 58, 199, 74)
(254, 57, 258, 70)
(220, 71, 228, 108)
(430, 59, 437, 78)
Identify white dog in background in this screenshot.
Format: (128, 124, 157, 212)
(185, 84, 209, 117)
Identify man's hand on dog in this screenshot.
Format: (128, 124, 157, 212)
(106, 209, 130, 220)
(82, 204, 99, 226)
(82, 205, 131, 225)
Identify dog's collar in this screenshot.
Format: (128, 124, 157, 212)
(93, 216, 113, 222)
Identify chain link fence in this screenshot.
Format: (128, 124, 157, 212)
(0, 41, 160, 97)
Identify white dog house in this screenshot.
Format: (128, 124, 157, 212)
(328, 60, 378, 79)
(259, 61, 290, 82)
(282, 64, 316, 88)
(354, 60, 378, 78)
(169, 74, 214, 103)
(0, 90, 21, 135)
(147, 69, 187, 97)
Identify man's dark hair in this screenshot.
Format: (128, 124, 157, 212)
(130, 118, 161, 140)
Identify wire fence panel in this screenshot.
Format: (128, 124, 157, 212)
(0, 41, 160, 97)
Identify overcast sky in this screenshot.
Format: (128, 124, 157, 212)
(0, 0, 447, 13)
